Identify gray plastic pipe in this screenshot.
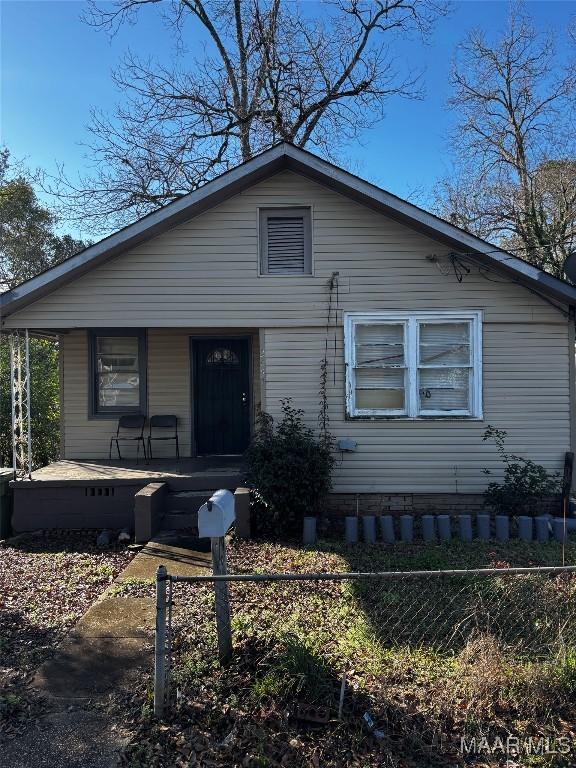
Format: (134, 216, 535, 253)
(422, 515, 436, 542)
(495, 515, 510, 541)
(517, 516, 533, 542)
(400, 515, 413, 543)
(437, 515, 451, 542)
(477, 514, 491, 540)
(535, 516, 550, 544)
(379, 515, 395, 544)
(345, 516, 358, 544)
(303, 516, 317, 545)
(363, 515, 376, 544)
(553, 517, 568, 543)
(459, 515, 473, 542)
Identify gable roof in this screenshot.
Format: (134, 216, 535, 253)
(2, 142, 576, 319)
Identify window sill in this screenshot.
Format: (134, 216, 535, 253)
(345, 414, 484, 422)
(88, 411, 147, 421)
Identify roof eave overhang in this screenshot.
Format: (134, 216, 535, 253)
(2, 142, 576, 319)
(283, 151, 576, 309)
(1, 147, 288, 318)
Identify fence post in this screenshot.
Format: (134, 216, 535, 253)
(154, 564, 167, 717)
(211, 536, 232, 665)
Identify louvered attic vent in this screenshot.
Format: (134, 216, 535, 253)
(259, 207, 312, 275)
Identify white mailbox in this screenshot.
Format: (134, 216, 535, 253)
(198, 489, 236, 538)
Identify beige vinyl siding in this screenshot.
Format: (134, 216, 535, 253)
(9, 169, 571, 493)
(3, 171, 564, 329)
(262, 323, 570, 494)
(60, 329, 260, 460)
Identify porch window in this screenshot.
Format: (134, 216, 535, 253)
(89, 330, 147, 416)
(345, 311, 482, 418)
(259, 207, 312, 275)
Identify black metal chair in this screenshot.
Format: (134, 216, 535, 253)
(109, 414, 147, 463)
(147, 415, 179, 460)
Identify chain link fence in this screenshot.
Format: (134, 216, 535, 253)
(153, 564, 576, 766)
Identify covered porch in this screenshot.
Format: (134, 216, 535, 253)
(10, 456, 245, 533)
(27, 456, 244, 486)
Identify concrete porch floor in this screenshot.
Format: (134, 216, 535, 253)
(28, 456, 244, 485)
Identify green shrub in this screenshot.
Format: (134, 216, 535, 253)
(482, 425, 560, 516)
(245, 399, 334, 538)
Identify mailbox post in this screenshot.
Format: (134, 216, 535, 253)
(210, 535, 232, 665)
(198, 489, 235, 665)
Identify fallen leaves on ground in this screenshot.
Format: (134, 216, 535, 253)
(0, 530, 135, 741)
(116, 539, 576, 768)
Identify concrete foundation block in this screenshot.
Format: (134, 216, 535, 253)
(379, 515, 395, 543)
(495, 515, 510, 542)
(345, 516, 358, 544)
(362, 515, 376, 544)
(459, 515, 473, 542)
(400, 515, 413, 543)
(422, 515, 436, 542)
(134, 482, 167, 544)
(234, 487, 251, 539)
(437, 515, 451, 542)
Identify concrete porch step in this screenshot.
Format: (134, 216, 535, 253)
(167, 490, 212, 512)
(161, 510, 198, 531)
(166, 472, 243, 492)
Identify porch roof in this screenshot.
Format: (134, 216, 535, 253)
(2, 142, 576, 318)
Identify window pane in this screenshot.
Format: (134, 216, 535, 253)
(95, 336, 140, 409)
(97, 337, 139, 373)
(356, 389, 404, 410)
(419, 368, 469, 411)
(98, 373, 140, 407)
(355, 367, 405, 411)
(206, 347, 239, 365)
(419, 322, 470, 365)
(356, 323, 404, 368)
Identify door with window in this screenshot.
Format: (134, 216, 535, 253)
(193, 338, 251, 455)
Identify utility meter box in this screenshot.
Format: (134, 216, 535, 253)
(198, 489, 236, 538)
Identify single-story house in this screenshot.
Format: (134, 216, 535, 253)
(2, 143, 576, 531)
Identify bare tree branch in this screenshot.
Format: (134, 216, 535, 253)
(47, 0, 448, 233)
(435, 4, 576, 278)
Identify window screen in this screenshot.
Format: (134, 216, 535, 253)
(418, 322, 471, 413)
(354, 323, 406, 413)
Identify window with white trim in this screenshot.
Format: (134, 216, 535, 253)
(345, 311, 482, 418)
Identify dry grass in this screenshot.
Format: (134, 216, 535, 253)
(116, 538, 576, 767)
(0, 530, 135, 741)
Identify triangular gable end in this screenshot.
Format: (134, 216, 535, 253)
(2, 142, 576, 318)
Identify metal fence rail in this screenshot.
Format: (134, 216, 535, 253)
(154, 564, 576, 718)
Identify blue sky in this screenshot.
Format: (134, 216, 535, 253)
(1, 0, 575, 237)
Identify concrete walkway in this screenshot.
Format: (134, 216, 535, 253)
(0, 534, 210, 768)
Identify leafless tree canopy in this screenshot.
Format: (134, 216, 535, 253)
(434, 6, 576, 278)
(47, 0, 447, 233)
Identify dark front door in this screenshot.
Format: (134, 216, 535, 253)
(193, 338, 251, 455)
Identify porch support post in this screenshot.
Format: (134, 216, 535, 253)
(9, 330, 32, 480)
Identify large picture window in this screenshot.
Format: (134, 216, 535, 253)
(89, 330, 146, 416)
(345, 311, 482, 418)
